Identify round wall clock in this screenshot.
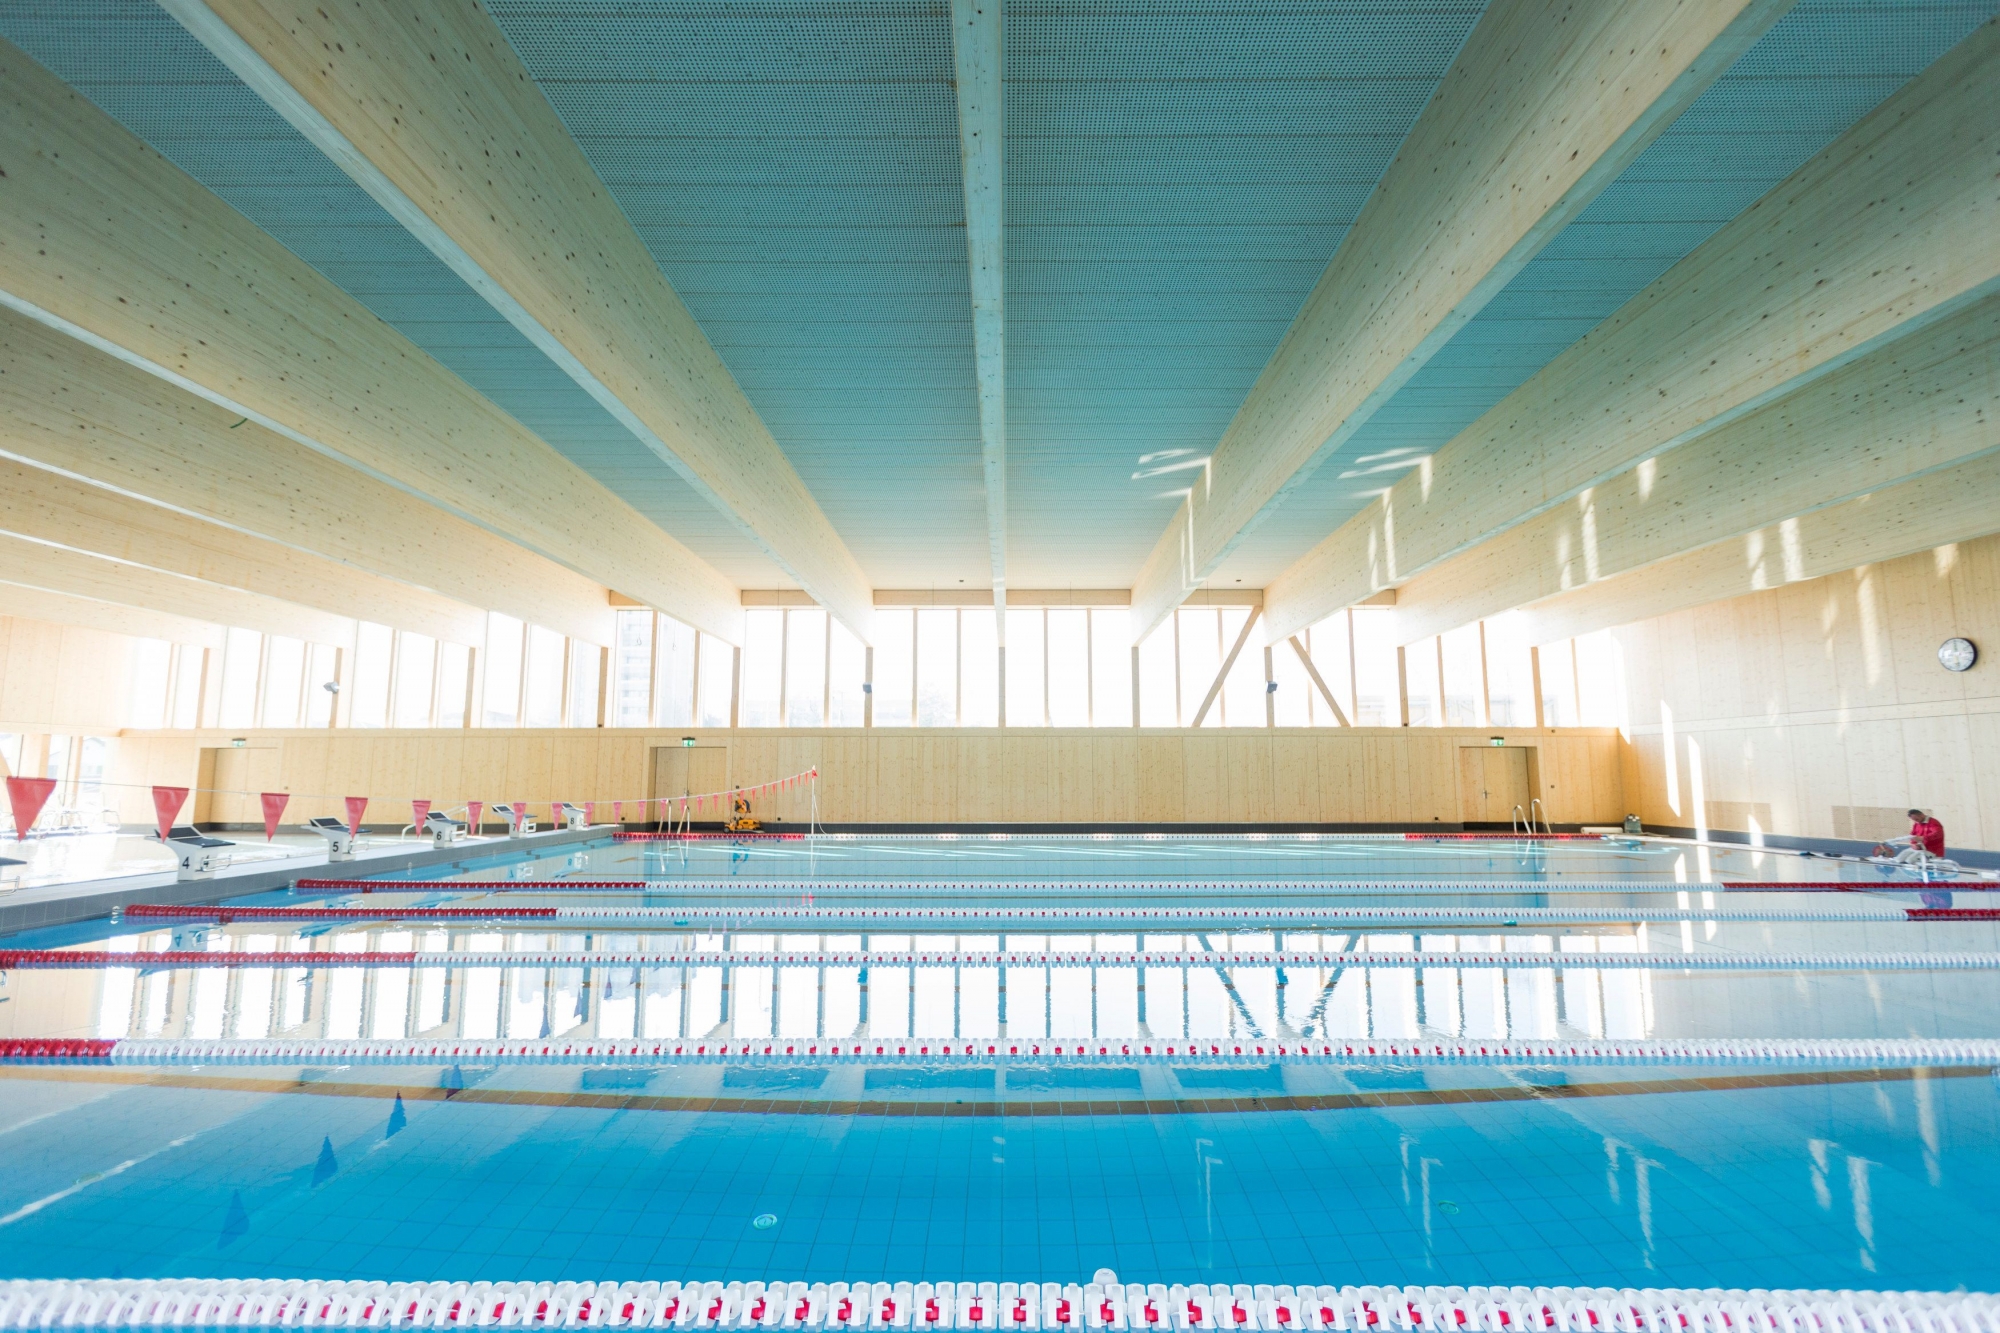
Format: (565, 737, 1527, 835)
(1938, 637, 1977, 672)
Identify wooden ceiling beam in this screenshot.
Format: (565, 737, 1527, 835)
(166, 0, 874, 643)
(0, 533, 356, 647)
(0, 459, 488, 646)
(1125, 0, 1794, 637)
(1515, 448, 2000, 644)
(1266, 18, 2000, 643)
(0, 307, 613, 646)
(0, 38, 741, 645)
(0, 583, 226, 650)
(950, 0, 1010, 625)
(1385, 293, 2000, 642)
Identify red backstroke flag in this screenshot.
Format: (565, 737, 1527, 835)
(260, 791, 290, 841)
(344, 796, 368, 839)
(151, 786, 189, 842)
(5, 776, 56, 840)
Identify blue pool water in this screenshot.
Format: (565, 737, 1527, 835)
(2, 834, 1996, 1292)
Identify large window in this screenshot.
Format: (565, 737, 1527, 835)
(739, 609, 783, 726)
(787, 609, 827, 726)
(912, 609, 957, 725)
(392, 632, 436, 728)
(262, 635, 305, 727)
(217, 628, 262, 729)
(567, 640, 600, 727)
(127, 639, 173, 730)
(960, 610, 999, 726)
(83, 596, 1634, 737)
(657, 617, 698, 726)
(611, 609, 653, 727)
(872, 610, 914, 727)
(482, 613, 523, 726)
(522, 626, 566, 727)
(349, 622, 393, 729)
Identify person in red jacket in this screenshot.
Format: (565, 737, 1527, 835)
(1875, 809, 1945, 859)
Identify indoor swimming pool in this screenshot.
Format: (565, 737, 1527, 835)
(3, 833, 1997, 1302)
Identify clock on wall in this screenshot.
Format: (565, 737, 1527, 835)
(1938, 637, 1978, 672)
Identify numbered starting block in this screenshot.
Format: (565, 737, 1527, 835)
(423, 810, 467, 847)
(164, 825, 233, 881)
(493, 804, 535, 838)
(306, 816, 357, 861)
(554, 801, 589, 831)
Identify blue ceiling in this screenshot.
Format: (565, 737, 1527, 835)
(0, 0, 1993, 600)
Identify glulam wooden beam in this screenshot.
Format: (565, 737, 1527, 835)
(0, 307, 613, 646)
(0, 532, 355, 647)
(1265, 18, 2000, 643)
(165, 0, 874, 642)
(0, 460, 488, 645)
(0, 583, 226, 649)
(1516, 449, 2000, 643)
(1125, 0, 1792, 637)
(0, 38, 741, 644)
(1386, 293, 2000, 642)
(951, 0, 1009, 622)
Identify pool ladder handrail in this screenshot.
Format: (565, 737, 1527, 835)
(1529, 797, 1553, 835)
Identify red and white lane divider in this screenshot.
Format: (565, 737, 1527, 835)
(1404, 832, 1602, 840)
(290, 878, 1988, 894)
(5, 1034, 1999, 1069)
(1, 1278, 1996, 1330)
(124, 902, 1926, 926)
(297, 879, 649, 891)
(617, 832, 810, 841)
(9, 946, 1998, 973)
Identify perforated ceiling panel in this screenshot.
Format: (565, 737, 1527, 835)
(3, 0, 1991, 601)
(484, 0, 987, 589)
(0, 0, 788, 590)
(1212, 0, 2000, 587)
(1003, 0, 1486, 585)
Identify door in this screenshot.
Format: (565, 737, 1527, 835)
(651, 746, 730, 803)
(1458, 746, 1531, 825)
(195, 748, 251, 826)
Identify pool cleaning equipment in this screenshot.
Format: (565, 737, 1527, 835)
(0, 1277, 1993, 1329)
(5, 1033, 1999, 1069)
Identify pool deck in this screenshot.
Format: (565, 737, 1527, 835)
(0, 826, 598, 935)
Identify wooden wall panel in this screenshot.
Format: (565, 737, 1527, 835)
(0, 616, 141, 733)
(97, 724, 1626, 828)
(1609, 534, 2000, 849)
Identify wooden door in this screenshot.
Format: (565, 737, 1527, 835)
(1458, 746, 1531, 824)
(651, 746, 730, 801)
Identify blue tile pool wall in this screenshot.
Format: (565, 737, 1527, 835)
(1, 1067, 1996, 1289)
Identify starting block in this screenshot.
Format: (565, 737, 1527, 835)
(493, 803, 535, 838)
(554, 801, 589, 831)
(423, 810, 467, 847)
(164, 825, 233, 880)
(306, 816, 357, 861)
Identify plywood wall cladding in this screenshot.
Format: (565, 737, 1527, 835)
(102, 726, 1626, 829)
(1612, 534, 2000, 850)
(0, 615, 146, 733)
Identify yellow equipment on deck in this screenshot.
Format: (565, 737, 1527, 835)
(725, 795, 762, 833)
